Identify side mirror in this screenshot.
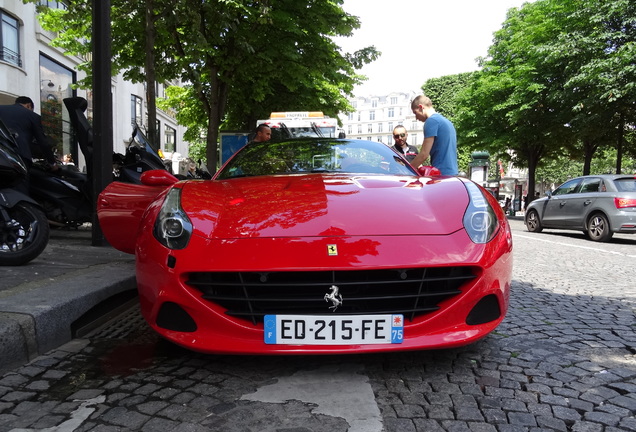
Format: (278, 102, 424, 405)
(417, 166, 441, 177)
(140, 169, 179, 186)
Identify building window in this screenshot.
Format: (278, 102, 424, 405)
(388, 122, 394, 132)
(347, 125, 353, 134)
(369, 110, 375, 121)
(38, 0, 68, 9)
(357, 124, 362, 134)
(367, 124, 373, 133)
(1, 11, 20, 66)
(165, 125, 176, 152)
(372, 99, 378, 108)
(388, 108, 395, 118)
(348, 112, 354, 121)
(131, 95, 143, 127)
(40, 54, 76, 160)
(390, 97, 398, 105)
(387, 135, 392, 143)
(378, 123, 383, 133)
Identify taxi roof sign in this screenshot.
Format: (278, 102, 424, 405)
(269, 112, 325, 119)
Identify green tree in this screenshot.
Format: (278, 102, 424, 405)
(456, 0, 636, 200)
(34, 0, 378, 171)
(547, 0, 636, 174)
(456, 0, 595, 202)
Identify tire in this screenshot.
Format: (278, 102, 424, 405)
(0, 202, 50, 266)
(587, 213, 613, 242)
(525, 209, 543, 233)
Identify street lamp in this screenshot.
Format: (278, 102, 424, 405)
(40, 79, 55, 88)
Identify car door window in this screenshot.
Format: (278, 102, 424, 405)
(579, 178, 601, 193)
(552, 179, 582, 196)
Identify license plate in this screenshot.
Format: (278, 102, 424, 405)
(264, 314, 404, 345)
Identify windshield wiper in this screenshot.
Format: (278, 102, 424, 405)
(310, 122, 324, 138)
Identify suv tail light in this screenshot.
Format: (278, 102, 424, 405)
(615, 197, 636, 209)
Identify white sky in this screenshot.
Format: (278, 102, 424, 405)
(335, 0, 531, 97)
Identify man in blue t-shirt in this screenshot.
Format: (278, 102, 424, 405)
(409, 95, 458, 175)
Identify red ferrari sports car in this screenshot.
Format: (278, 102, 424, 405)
(97, 138, 512, 354)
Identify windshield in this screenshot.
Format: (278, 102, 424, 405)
(216, 139, 417, 179)
(270, 124, 337, 140)
(614, 177, 636, 192)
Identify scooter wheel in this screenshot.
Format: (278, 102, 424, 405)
(0, 202, 50, 266)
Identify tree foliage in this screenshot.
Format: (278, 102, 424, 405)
(34, 0, 379, 171)
(454, 0, 636, 201)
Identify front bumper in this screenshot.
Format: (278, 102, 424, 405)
(133, 228, 513, 354)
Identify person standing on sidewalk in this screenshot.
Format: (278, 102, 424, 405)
(0, 96, 57, 169)
(409, 95, 458, 175)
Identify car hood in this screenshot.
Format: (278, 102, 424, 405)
(180, 174, 469, 239)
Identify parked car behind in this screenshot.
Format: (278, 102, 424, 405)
(525, 174, 636, 241)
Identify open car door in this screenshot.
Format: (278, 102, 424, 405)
(97, 170, 178, 254)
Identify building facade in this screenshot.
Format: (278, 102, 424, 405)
(339, 92, 422, 148)
(0, 1, 189, 173)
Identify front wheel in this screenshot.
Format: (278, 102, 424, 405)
(587, 213, 613, 242)
(525, 209, 543, 233)
(0, 202, 50, 266)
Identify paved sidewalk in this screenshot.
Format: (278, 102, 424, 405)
(0, 225, 136, 374)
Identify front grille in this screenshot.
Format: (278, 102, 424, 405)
(186, 267, 477, 325)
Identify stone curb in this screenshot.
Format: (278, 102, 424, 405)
(0, 261, 136, 374)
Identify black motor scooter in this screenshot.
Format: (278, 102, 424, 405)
(28, 97, 169, 228)
(113, 124, 168, 183)
(63, 96, 167, 184)
(0, 119, 50, 265)
(28, 158, 93, 228)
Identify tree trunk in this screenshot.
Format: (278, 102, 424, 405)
(616, 112, 624, 174)
(582, 139, 595, 176)
(145, 0, 158, 147)
(203, 66, 229, 175)
(525, 142, 544, 204)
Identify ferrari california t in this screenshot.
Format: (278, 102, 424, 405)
(97, 138, 513, 354)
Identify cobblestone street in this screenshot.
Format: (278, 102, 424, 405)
(0, 219, 634, 431)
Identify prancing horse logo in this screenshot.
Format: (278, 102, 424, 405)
(324, 285, 343, 312)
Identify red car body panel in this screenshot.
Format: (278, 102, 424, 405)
(98, 170, 513, 355)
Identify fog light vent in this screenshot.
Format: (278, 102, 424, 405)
(466, 294, 501, 325)
(156, 302, 197, 332)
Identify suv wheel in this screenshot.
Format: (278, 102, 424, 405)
(587, 213, 613, 242)
(526, 209, 543, 233)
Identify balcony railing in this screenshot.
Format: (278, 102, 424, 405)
(1, 47, 21, 67)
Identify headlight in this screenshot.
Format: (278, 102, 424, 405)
(153, 188, 192, 249)
(463, 181, 499, 244)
